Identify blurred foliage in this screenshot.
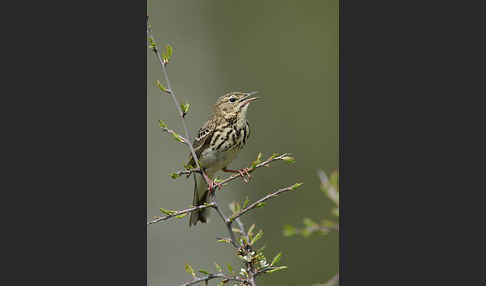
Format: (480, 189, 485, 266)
(284, 170, 339, 286)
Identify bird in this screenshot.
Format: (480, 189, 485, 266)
(188, 91, 260, 227)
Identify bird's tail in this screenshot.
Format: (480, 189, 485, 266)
(189, 173, 212, 227)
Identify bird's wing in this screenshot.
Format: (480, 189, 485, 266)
(187, 119, 216, 167)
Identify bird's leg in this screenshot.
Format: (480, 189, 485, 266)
(222, 167, 252, 183)
(202, 172, 222, 193)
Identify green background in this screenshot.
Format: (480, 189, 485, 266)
(148, 0, 338, 285)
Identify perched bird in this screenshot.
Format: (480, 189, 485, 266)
(188, 91, 260, 226)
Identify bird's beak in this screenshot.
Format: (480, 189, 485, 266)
(240, 91, 260, 106)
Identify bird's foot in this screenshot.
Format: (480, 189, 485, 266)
(203, 173, 222, 193)
(223, 167, 252, 183)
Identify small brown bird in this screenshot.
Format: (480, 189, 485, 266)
(188, 91, 259, 226)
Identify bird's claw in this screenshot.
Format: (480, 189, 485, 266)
(204, 173, 222, 193)
(208, 180, 223, 193)
(238, 168, 251, 183)
(222, 167, 252, 184)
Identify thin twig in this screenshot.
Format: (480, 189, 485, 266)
(212, 204, 239, 248)
(320, 273, 339, 286)
(160, 126, 189, 144)
(180, 273, 244, 286)
(235, 217, 249, 241)
(147, 18, 210, 187)
(230, 184, 298, 222)
(171, 153, 291, 190)
(147, 203, 216, 225)
(172, 168, 202, 177)
(217, 153, 291, 188)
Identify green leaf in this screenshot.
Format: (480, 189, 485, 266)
(242, 196, 249, 209)
(226, 264, 233, 273)
(301, 228, 312, 238)
(235, 201, 241, 213)
(290, 182, 303, 190)
(303, 218, 318, 228)
(217, 238, 231, 244)
(332, 207, 339, 217)
(250, 152, 263, 169)
(283, 225, 297, 237)
(282, 156, 296, 163)
(250, 230, 263, 245)
(271, 252, 282, 266)
(158, 120, 167, 128)
(240, 235, 248, 246)
(181, 103, 190, 114)
(185, 264, 195, 277)
(248, 224, 256, 237)
(160, 208, 175, 215)
(266, 266, 288, 273)
(330, 170, 339, 190)
(166, 44, 173, 60)
(148, 37, 156, 50)
(214, 262, 222, 272)
(321, 219, 336, 228)
(256, 202, 266, 208)
(198, 269, 210, 275)
(269, 153, 280, 160)
(229, 201, 240, 215)
(172, 132, 184, 143)
(170, 172, 179, 179)
(156, 80, 169, 93)
(183, 163, 194, 170)
(175, 213, 187, 219)
(326, 186, 338, 206)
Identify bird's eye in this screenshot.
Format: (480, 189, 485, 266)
(229, 97, 236, 102)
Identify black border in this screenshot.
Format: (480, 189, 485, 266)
(5, 0, 478, 284)
(7, 1, 148, 284)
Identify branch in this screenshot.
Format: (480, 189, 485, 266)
(229, 183, 302, 222)
(147, 203, 216, 225)
(147, 18, 210, 187)
(314, 273, 339, 286)
(324, 273, 339, 286)
(171, 153, 293, 190)
(217, 153, 293, 188)
(180, 273, 244, 286)
(212, 203, 239, 248)
(159, 125, 189, 144)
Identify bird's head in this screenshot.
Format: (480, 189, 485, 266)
(214, 91, 260, 122)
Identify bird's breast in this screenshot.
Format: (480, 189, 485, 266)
(199, 122, 250, 174)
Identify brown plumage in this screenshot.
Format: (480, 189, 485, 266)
(188, 91, 259, 226)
